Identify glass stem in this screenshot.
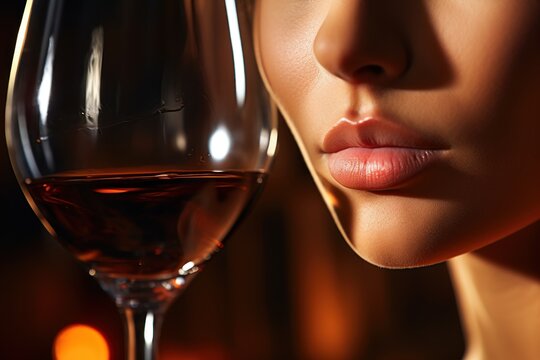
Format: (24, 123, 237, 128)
(96, 275, 192, 360)
(120, 304, 166, 360)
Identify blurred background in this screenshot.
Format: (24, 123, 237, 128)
(0, 1, 464, 359)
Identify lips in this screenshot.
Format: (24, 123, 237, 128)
(322, 117, 445, 190)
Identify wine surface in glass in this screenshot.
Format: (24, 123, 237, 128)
(26, 171, 265, 280)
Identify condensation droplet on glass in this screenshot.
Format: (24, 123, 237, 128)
(36, 136, 48, 144)
(199, 153, 212, 162)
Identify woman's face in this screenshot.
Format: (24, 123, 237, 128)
(255, 0, 540, 267)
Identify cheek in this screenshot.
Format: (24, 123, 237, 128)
(418, 2, 540, 177)
(255, 2, 323, 128)
(463, 12, 540, 182)
(432, 1, 540, 133)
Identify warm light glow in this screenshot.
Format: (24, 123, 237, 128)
(324, 190, 340, 208)
(94, 188, 135, 194)
(54, 324, 109, 360)
(175, 132, 187, 152)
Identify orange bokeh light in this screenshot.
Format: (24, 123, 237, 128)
(54, 324, 109, 360)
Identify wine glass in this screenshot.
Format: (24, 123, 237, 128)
(5, 0, 277, 359)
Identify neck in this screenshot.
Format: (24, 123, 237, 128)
(448, 223, 540, 359)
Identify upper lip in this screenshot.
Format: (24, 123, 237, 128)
(322, 116, 445, 153)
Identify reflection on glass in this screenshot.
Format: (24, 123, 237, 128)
(209, 126, 231, 161)
(224, 0, 245, 107)
(84, 27, 103, 130)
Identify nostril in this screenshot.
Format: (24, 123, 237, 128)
(349, 64, 386, 83)
(356, 64, 384, 76)
(365, 64, 384, 74)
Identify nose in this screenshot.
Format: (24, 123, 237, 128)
(313, 1, 409, 85)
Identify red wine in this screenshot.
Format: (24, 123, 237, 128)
(26, 171, 266, 279)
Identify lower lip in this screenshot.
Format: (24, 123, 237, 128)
(327, 147, 440, 190)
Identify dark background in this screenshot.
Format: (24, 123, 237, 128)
(0, 2, 464, 359)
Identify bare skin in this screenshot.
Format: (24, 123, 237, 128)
(254, 0, 540, 358)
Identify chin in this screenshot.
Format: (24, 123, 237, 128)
(316, 183, 487, 269)
(342, 227, 457, 269)
(329, 194, 540, 270)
